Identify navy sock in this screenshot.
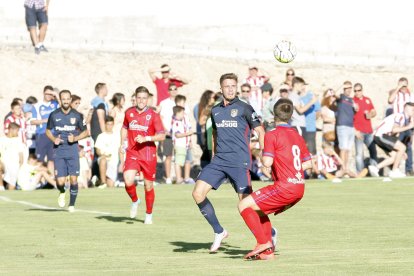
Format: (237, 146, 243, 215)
(69, 183, 79, 206)
(197, 198, 224, 234)
(57, 184, 65, 194)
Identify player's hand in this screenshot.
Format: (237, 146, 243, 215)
(262, 166, 272, 178)
(135, 135, 145, 144)
(119, 146, 125, 155)
(68, 133, 75, 143)
(54, 135, 62, 145)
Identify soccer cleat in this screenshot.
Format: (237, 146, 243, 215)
(68, 206, 75, 213)
(58, 193, 66, 208)
(257, 249, 275, 261)
(244, 241, 273, 260)
(210, 229, 228, 252)
(271, 227, 278, 250)
(389, 169, 406, 178)
(129, 198, 141, 219)
(368, 165, 379, 177)
(144, 213, 153, 225)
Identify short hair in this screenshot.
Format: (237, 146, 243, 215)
(135, 86, 150, 95)
(173, 105, 185, 116)
(26, 96, 38, 104)
(273, 98, 294, 123)
(354, 83, 363, 90)
(261, 83, 274, 95)
(241, 83, 251, 90)
(405, 102, 414, 108)
(399, 77, 408, 83)
(168, 83, 177, 90)
(94, 83, 106, 94)
(175, 94, 186, 104)
(71, 94, 81, 103)
(8, 122, 20, 130)
(43, 85, 54, 93)
(59, 90, 71, 99)
(343, 80, 352, 86)
(11, 100, 20, 109)
(292, 77, 305, 87)
(279, 88, 288, 94)
(105, 115, 114, 123)
(148, 92, 154, 97)
(220, 73, 238, 86)
(161, 64, 170, 71)
(12, 97, 23, 103)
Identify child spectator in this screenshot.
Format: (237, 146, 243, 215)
(314, 142, 342, 180)
(171, 105, 195, 184)
(4, 100, 27, 145)
(17, 153, 56, 191)
(78, 145, 91, 189)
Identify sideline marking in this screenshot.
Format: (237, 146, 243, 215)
(0, 195, 113, 215)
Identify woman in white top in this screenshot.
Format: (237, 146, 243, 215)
(109, 93, 126, 134)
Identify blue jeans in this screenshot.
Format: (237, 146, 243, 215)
(399, 129, 413, 173)
(355, 132, 377, 172)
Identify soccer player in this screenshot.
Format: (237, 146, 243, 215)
(45, 90, 88, 212)
(238, 98, 312, 260)
(121, 86, 165, 224)
(192, 73, 265, 252)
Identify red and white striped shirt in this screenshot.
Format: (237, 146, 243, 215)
(4, 114, 27, 144)
(374, 113, 406, 137)
(317, 152, 339, 173)
(392, 90, 412, 114)
(171, 115, 192, 149)
(244, 76, 267, 115)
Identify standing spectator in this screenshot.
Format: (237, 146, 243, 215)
(90, 83, 109, 142)
(109, 93, 126, 134)
(194, 90, 215, 156)
(46, 90, 88, 212)
(148, 64, 189, 106)
(121, 86, 165, 224)
(95, 116, 120, 188)
(320, 89, 337, 143)
(369, 103, 414, 178)
(31, 85, 59, 173)
(336, 81, 358, 176)
(4, 100, 27, 145)
(0, 123, 25, 190)
(24, 0, 50, 54)
(239, 83, 251, 104)
(70, 94, 81, 110)
(353, 83, 378, 174)
(262, 86, 290, 132)
(3, 98, 23, 123)
(243, 65, 270, 116)
(300, 87, 321, 155)
(289, 77, 318, 136)
(282, 68, 295, 89)
(388, 77, 413, 175)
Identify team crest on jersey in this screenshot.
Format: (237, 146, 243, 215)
(366, 99, 370, 104)
(231, 109, 238, 117)
(130, 113, 134, 117)
(70, 118, 76, 124)
(146, 115, 152, 121)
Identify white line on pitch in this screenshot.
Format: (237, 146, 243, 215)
(0, 195, 113, 215)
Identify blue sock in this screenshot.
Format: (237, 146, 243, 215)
(69, 183, 78, 206)
(197, 198, 224, 234)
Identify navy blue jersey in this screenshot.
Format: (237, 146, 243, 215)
(211, 97, 261, 169)
(47, 108, 86, 157)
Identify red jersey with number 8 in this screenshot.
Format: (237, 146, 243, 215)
(263, 124, 311, 194)
(122, 107, 164, 161)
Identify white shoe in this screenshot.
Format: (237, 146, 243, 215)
(271, 227, 278, 249)
(389, 169, 406, 178)
(144, 213, 153, 224)
(0, 186, 5, 191)
(210, 229, 228, 252)
(58, 193, 66, 208)
(68, 206, 75, 213)
(332, 178, 342, 183)
(368, 165, 379, 177)
(98, 183, 107, 189)
(130, 199, 141, 219)
(165, 178, 172, 185)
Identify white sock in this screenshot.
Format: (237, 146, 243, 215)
(35, 43, 41, 48)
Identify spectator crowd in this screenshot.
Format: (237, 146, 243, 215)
(1, 64, 414, 191)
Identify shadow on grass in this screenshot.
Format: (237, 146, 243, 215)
(170, 241, 248, 258)
(26, 208, 65, 212)
(95, 215, 144, 224)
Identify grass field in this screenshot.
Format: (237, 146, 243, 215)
(1, 178, 414, 275)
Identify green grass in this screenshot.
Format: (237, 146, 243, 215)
(1, 178, 414, 275)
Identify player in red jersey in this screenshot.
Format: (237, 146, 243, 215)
(120, 86, 165, 224)
(238, 98, 313, 261)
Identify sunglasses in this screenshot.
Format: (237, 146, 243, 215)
(354, 89, 362, 92)
(286, 73, 295, 76)
(241, 90, 250, 93)
(169, 88, 177, 91)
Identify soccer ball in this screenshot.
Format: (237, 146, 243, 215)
(273, 40, 297, 63)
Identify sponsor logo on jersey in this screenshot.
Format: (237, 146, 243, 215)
(70, 118, 76, 124)
(215, 120, 238, 128)
(55, 125, 76, 131)
(129, 120, 149, 131)
(287, 171, 305, 184)
(231, 109, 238, 117)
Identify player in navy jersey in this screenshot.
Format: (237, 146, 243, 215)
(46, 90, 88, 212)
(238, 98, 312, 260)
(192, 73, 265, 252)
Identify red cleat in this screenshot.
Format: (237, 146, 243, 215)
(258, 249, 275, 260)
(244, 241, 273, 260)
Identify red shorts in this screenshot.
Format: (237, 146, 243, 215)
(251, 183, 303, 215)
(124, 154, 157, 181)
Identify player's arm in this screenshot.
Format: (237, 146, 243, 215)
(119, 127, 128, 155)
(45, 114, 62, 145)
(261, 155, 273, 178)
(211, 128, 217, 157)
(254, 125, 265, 151)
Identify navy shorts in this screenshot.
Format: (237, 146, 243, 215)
(54, 156, 80, 178)
(35, 133, 54, 162)
(197, 162, 252, 194)
(25, 6, 48, 28)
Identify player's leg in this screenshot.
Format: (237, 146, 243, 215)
(124, 169, 140, 218)
(54, 158, 67, 207)
(141, 160, 157, 224)
(67, 156, 81, 212)
(193, 163, 227, 252)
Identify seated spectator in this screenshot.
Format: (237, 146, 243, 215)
(78, 145, 91, 189)
(95, 116, 121, 188)
(17, 153, 56, 191)
(369, 102, 414, 178)
(0, 123, 26, 190)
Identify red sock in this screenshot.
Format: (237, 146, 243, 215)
(125, 184, 138, 202)
(259, 215, 272, 243)
(145, 188, 155, 214)
(240, 208, 268, 244)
